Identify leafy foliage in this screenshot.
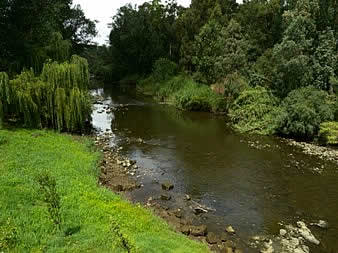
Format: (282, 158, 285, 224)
(230, 86, 280, 135)
(0, 0, 96, 73)
(277, 86, 334, 139)
(152, 58, 178, 82)
(319, 121, 338, 145)
(0, 56, 91, 132)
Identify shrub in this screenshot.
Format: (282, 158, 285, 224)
(319, 121, 338, 145)
(230, 86, 280, 135)
(214, 72, 248, 112)
(152, 58, 178, 82)
(277, 86, 334, 139)
(172, 78, 226, 112)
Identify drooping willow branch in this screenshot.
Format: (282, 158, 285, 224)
(0, 55, 91, 132)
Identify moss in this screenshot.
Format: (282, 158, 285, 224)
(0, 129, 209, 252)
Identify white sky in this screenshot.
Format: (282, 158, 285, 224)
(73, 0, 191, 45)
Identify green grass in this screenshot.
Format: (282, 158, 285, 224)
(0, 129, 209, 252)
(137, 75, 226, 112)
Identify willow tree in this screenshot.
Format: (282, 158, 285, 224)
(0, 72, 10, 128)
(0, 56, 91, 132)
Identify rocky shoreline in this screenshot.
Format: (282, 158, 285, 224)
(94, 133, 245, 253)
(285, 139, 338, 165)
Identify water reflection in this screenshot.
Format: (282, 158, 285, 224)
(92, 85, 338, 252)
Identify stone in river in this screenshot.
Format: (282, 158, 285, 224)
(161, 182, 174, 191)
(206, 232, 219, 244)
(160, 194, 171, 201)
(225, 225, 235, 234)
(190, 225, 207, 236)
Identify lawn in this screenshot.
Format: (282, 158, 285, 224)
(0, 129, 209, 253)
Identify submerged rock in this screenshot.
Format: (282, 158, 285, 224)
(161, 181, 174, 191)
(160, 194, 172, 201)
(310, 220, 329, 229)
(190, 225, 207, 236)
(206, 232, 219, 244)
(225, 225, 236, 234)
(296, 221, 320, 245)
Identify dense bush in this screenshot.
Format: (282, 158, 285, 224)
(152, 58, 178, 82)
(230, 86, 280, 135)
(172, 79, 226, 112)
(277, 86, 334, 139)
(319, 121, 338, 145)
(138, 75, 226, 112)
(0, 56, 91, 132)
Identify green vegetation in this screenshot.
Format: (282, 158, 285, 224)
(0, 56, 91, 132)
(277, 86, 335, 139)
(0, 0, 97, 74)
(0, 129, 209, 252)
(229, 86, 280, 135)
(139, 74, 226, 112)
(319, 122, 338, 145)
(98, 0, 337, 141)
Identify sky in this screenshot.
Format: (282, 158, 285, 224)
(73, 0, 191, 45)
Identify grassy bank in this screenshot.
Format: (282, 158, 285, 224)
(0, 129, 208, 252)
(138, 74, 226, 112)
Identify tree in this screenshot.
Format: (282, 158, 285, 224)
(0, 0, 97, 74)
(313, 29, 337, 93)
(109, 0, 182, 79)
(192, 19, 250, 84)
(271, 0, 319, 97)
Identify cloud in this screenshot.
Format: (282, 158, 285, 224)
(73, 0, 191, 45)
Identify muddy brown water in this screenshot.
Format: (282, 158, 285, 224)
(92, 85, 338, 253)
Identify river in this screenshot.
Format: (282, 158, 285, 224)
(92, 84, 338, 253)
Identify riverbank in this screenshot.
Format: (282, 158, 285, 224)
(94, 132, 245, 253)
(136, 76, 338, 161)
(0, 129, 209, 252)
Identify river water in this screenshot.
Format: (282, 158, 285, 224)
(92, 85, 338, 253)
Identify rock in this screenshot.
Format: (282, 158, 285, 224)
(180, 225, 190, 235)
(310, 220, 329, 229)
(206, 232, 219, 244)
(185, 194, 191, 201)
(261, 239, 274, 253)
(132, 164, 138, 169)
(160, 194, 171, 201)
(279, 229, 287, 236)
(220, 232, 228, 242)
(173, 209, 182, 218)
(161, 182, 174, 191)
(225, 225, 235, 234)
(190, 225, 207, 236)
(222, 246, 234, 253)
(296, 221, 320, 245)
(193, 206, 208, 215)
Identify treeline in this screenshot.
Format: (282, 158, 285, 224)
(94, 0, 338, 143)
(0, 0, 97, 75)
(0, 0, 97, 132)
